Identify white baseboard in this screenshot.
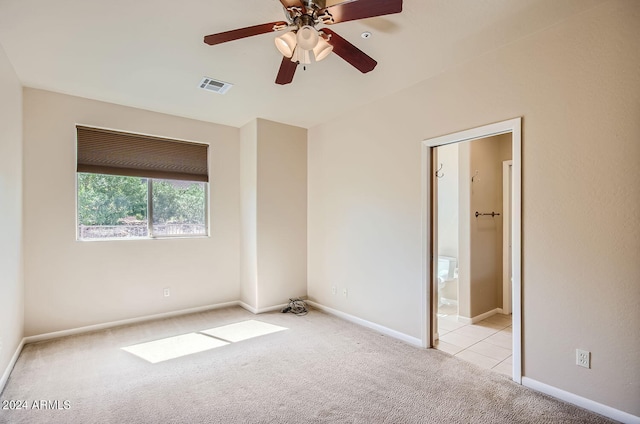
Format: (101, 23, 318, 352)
(238, 302, 289, 314)
(256, 304, 288, 314)
(23, 301, 240, 344)
(457, 316, 472, 325)
(458, 308, 502, 325)
(522, 377, 640, 424)
(0, 338, 25, 396)
(306, 300, 422, 347)
(238, 301, 258, 314)
(20, 299, 292, 346)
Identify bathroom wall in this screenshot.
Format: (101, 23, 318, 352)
(469, 134, 512, 317)
(436, 143, 459, 302)
(436, 143, 459, 259)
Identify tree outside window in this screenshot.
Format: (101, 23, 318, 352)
(77, 173, 207, 240)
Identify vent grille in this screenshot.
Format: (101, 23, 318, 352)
(199, 77, 233, 94)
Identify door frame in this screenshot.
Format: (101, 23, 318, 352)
(420, 117, 522, 383)
(503, 160, 513, 315)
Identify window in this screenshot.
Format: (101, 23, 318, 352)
(151, 178, 207, 237)
(76, 126, 208, 240)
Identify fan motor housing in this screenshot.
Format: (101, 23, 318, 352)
(293, 13, 316, 28)
(303, 0, 326, 10)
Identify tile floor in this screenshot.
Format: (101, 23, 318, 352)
(434, 304, 513, 376)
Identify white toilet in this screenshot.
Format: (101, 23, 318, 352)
(437, 256, 457, 305)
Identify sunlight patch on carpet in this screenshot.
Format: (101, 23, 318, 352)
(122, 333, 229, 363)
(201, 320, 288, 342)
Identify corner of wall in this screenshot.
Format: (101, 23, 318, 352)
(240, 118, 308, 311)
(0, 41, 25, 395)
(239, 119, 258, 309)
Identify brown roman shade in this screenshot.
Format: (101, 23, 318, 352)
(76, 126, 209, 182)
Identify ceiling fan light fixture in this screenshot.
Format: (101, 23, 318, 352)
(292, 46, 312, 65)
(313, 37, 333, 62)
(296, 25, 319, 51)
(275, 31, 297, 58)
(203, 0, 404, 85)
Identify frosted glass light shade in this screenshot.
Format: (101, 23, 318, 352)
(313, 37, 333, 61)
(292, 46, 312, 65)
(275, 31, 297, 58)
(296, 26, 319, 51)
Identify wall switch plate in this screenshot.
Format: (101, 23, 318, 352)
(331, 286, 337, 295)
(576, 349, 591, 368)
(163, 288, 170, 297)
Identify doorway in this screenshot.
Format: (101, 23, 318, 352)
(421, 118, 522, 383)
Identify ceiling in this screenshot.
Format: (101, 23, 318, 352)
(0, 0, 603, 129)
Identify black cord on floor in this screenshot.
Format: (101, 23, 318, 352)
(281, 298, 308, 316)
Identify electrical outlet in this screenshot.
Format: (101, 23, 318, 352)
(163, 288, 170, 297)
(331, 286, 337, 295)
(342, 288, 348, 298)
(576, 349, 591, 368)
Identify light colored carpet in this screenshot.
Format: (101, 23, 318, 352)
(1, 307, 614, 423)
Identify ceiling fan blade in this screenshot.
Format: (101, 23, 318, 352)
(321, 0, 402, 24)
(275, 57, 298, 85)
(204, 21, 288, 46)
(322, 28, 377, 73)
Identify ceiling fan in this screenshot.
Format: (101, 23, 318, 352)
(203, 0, 403, 85)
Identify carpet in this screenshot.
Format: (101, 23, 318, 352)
(0, 306, 614, 423)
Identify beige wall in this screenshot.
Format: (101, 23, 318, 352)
(240, 120, 258, 309)
(469, 134, 511, 317)
(308, 0, 639, 415)
(255, 119, 307, 309)
(240, 119, 307, 310)
(0, 43, 24, 381)
(22, 88, 241, 336)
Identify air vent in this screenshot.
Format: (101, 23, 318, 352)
(198, 77, 233, 94)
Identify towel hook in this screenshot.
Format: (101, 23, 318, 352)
(435, 163, 444, 179)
